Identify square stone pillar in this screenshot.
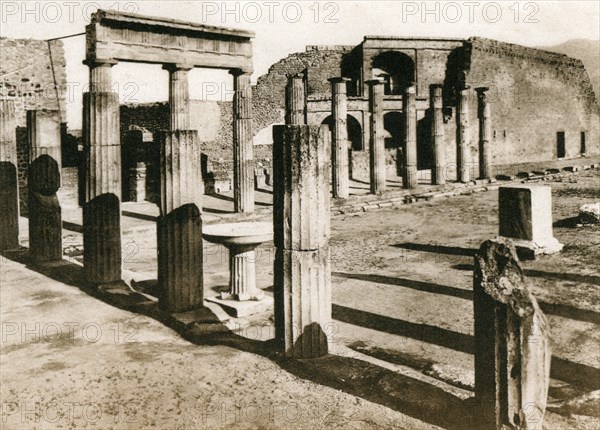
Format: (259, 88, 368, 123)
(329, 77, 351, 199)
(0, 99, 20, 251)
(474, 240, 551, 430)
(457, 86, 471, 183)
(82, 58, 122, 284)
(27, 109, 63, 263)
(430, 84, 445, 185)
(273, 125, 332, 358)
(403, 85, 418, 189)
(27, 110, 62, 170)
(476, 87, 492, 180)
(367, 79, 385, 194)
(231, 69, 254, 214)
(157, 64, 204, 313)
(498, 185, 563, 259)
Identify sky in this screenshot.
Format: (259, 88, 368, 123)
(1, 1, 599, 128)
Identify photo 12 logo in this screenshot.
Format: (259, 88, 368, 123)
(198, 1, 340, 24)
(0, 1, 140, 24)
(400, 1, 540, 24)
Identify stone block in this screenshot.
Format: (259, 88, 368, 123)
(579, 202, 600, 224)
(498, 185, 563, 258)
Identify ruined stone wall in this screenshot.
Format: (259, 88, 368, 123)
(0, 37, 68, 212)
(465, 37, 600, 168)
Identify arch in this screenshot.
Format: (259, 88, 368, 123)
(383, 112, 403, 150)
(321, 115, 363, 151)
(372, 52, 415, 95)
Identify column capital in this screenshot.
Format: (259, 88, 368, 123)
(230, 68, 253, 77)
(475, 86, 490, 94)
(404, 85, 417, 95)
(365, 78, 384, 86)
(83, 58, 118, 68)
(430, 83, 444, 90)
(460, 85, 471, 91)
(163, 63, 194, 72)
(328, 77, 351, 84)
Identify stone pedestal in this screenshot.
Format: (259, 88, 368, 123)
(474, 240, 551, 430)
(476, 87, 492, 180)
(430, 84, 445, 185)
(457, 86, 471, 183)
(82, 59, 122, 284)
(157, 130, 204, 312)
(285, 73, 306, 125)
(403, 85, 418, 189)
(367, 80, 385, 194)
(231, 70, 254, 213)
(128, 162, 147, 202)
(498, 185, 563, 259)
(273, 125, 332, 358)
(28, 156, 62, 263)
(27, 110, 62, 170)
(0, 99, 19, 251)
(329, 77, 351, 199)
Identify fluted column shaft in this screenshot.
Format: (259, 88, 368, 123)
(0, 99, 19, 251)
(232, 70, 254, 213)
(229, 244, 260, 300)
(476, 87, 492, 180)
(82, 59, 122, 284)
(367, 80, 385, 194)
(273, 125, 332, 358)
(329, 77, 351, 199)
(164, 64, 192, 131)
(403, 85, 418, 189)
(285, 73, 306, 125)
(27, 110, 62, 169)
(431, 84, 446, 185)
(457, 86, 471, 183)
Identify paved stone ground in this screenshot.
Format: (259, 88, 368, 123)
(1, 159, 599, 429)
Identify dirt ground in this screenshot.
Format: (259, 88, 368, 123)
(1, 169, 599, 429)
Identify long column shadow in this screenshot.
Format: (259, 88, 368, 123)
(1, 249, 473, 430)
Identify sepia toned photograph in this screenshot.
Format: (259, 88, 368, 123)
(0, 1, 599, 429)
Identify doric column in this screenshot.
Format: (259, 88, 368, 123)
(367, 79, 385, 194)
(0, 99, 19, 251)
(285, 73, 306, 125)
(231, 69, 254, 213)
(476, 87, 492, 180)
(82, 58, 122, 284)
(163, 64, 192, 131)
(403, 85, 418, 189)
(273, 125, 332, 358)
(474, 240, 551, 430)
(329, 77, 351, 199)
(157, 64, 204, 313)
(27, 110, 62, 169)
(430, 84, 445, 185)
(457, 86, 471, 183)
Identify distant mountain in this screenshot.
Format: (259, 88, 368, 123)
(538, 39, 600, 100)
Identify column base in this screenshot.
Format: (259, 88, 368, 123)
(205, 294, 273, 318)
(495, 236, 564, 260)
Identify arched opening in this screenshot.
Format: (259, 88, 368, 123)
(321, 115, 363, 151)
(372, 52, 415, 95)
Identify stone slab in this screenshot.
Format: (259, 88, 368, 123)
(205, 295, 273, 318)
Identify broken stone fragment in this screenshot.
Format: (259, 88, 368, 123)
(579, 202, 600, 224)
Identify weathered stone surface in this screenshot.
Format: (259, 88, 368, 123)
(232, 71, 254, 213)
(430, 84, 445, 185)
(0, 99, 19, 251)
(579, 202, 600, 224)
(476, 87, 492, 180)
(329, 77, 351, 199)
(457, 86, 471, 183)
(498, 185, 563, 258)
(163, 64, 193, 131)
(367, 79, 385, 194)
(403, 85, 418, 189)
(273, 124, 332, 359)
(27, 109, 62, 169)
(474, 240, 551, 430)
(83, 193, 121, 283)
(285, 73, 307, 125)
(157, 203, 203, 312)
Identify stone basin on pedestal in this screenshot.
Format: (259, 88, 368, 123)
(203, 221, 274, 317)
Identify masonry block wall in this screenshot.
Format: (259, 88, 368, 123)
(465, 37, 600, 168)
(0, 38, 67, 213)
